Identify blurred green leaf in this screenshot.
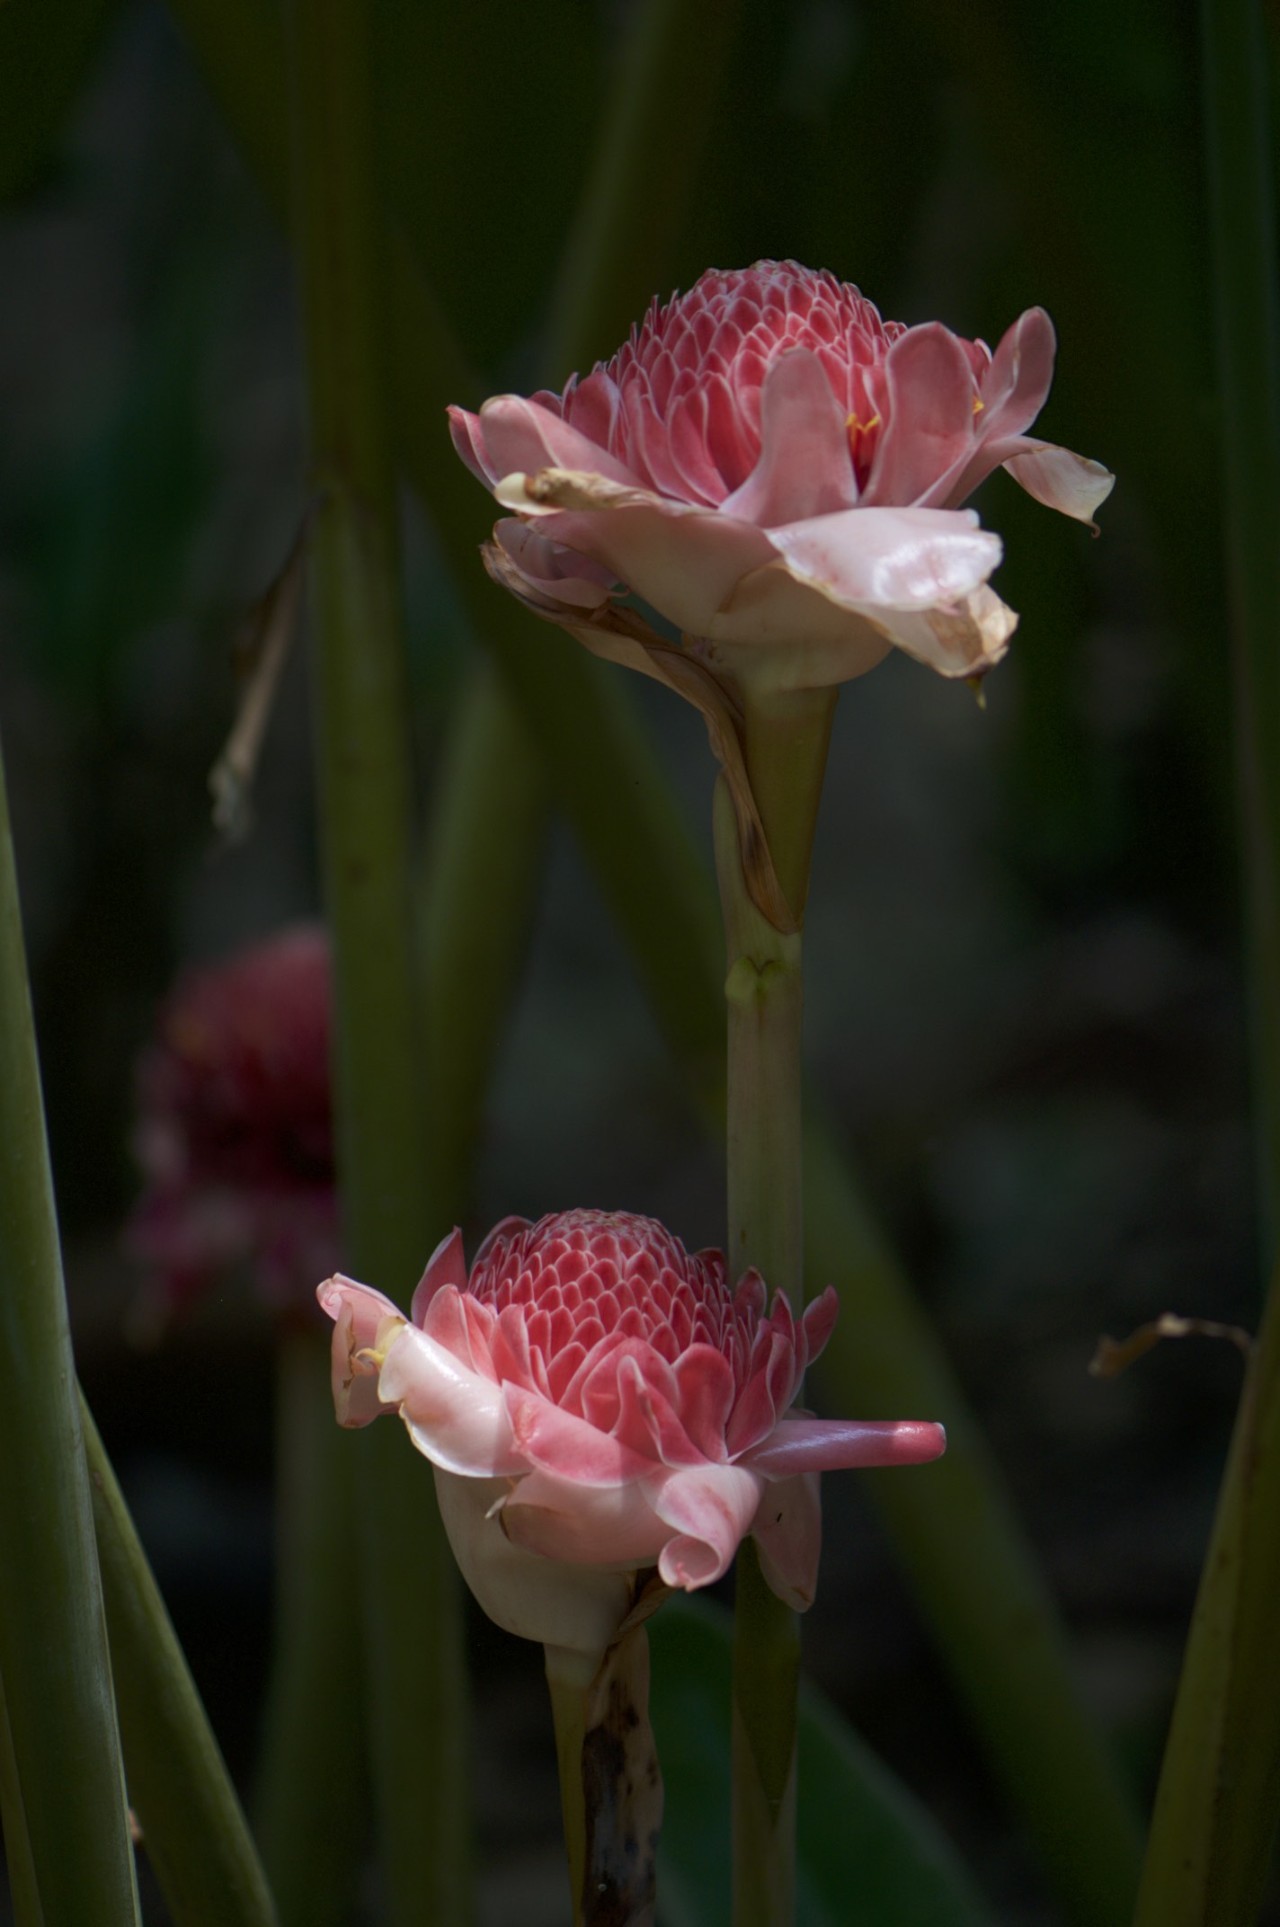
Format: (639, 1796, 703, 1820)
(21, 243, 220, 708)
(0, 0, 119, 203)
(650, 1596, 996, 1927)
(370, 0, 597, 371)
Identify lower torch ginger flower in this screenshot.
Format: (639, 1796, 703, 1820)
(319, 1209, 945, 1658)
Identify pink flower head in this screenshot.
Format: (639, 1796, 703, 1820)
(449, 259, 1112, 697)
(128, 926, 339, 1313)
(319, 1208, 944, 1655)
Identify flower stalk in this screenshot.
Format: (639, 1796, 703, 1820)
(546, 1624, 663, 1927)
(283, 0, 465, 1916)
(714, 692, 832, 1927)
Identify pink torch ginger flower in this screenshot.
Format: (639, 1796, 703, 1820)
(320, 1209, 944, 1657)
(128, 926, 339, 1313)
(448, 259, 1113, 700)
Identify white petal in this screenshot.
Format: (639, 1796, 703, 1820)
(433, 1469, 634, 1661)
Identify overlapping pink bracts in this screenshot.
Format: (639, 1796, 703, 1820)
(128, 926, 338, 1311)
(449, 260, 1113, 692)
(320, 1209, 944, 1641)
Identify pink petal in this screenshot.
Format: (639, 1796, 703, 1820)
(742, 1417, 947, 1477)
(977, 307, 1056, 441)
(520, 494, 776, 639)
(751, 1472, 821, 1610)
(765, 505, 1001, 613)
(669, 1345, 736, 1460)
(503, 1381, 654, 1486)
(615, 1354, 705, 1468)
(492, 520, 617, 611)
(410, 1226, 468, 1326)
(317, 1273, 404, 1427)
(864, 323, 979, 508)
(798, 1286, 839, 1368)
(929, 308, 1058, 507)
(470, 1214, 530, 1271)
(500, 1468, 669, 1569)
(667, 388, 732, 506)
(491, 1302, 553, 1400)
(447, 406, 496, 487)
(721, 349, 858, 526)
(478, 394, 641, 489)
(1002, 440, 1115, 528)
(645, 1462, 763, 1590)
(375, 1323, 524, 1477)
(418, 1281, 496, 1379)
(562, 367, 623, 450)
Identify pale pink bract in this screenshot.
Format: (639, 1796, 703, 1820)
(319, 1209, 944, 1651)
(448, 260, 1113, 694)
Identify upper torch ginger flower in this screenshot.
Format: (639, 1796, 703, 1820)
(320, 1209, 945, 1658)
(448, 259, 1113, 702)
(127, 926, 339, 1314)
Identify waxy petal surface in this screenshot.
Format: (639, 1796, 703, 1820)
(435, 1468, 635, 1660)
(744, 1416, 948, 1478)
(377, 1323, 524, 1477)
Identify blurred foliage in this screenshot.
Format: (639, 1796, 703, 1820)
(651, 1596, 996, 1927)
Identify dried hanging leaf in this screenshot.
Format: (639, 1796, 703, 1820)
(1089, 1313, 1253, 1379)
(208, 519, 309, 843)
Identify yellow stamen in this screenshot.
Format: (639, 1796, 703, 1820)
(973, 395, 985, 416)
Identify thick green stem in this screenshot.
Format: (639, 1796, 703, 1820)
(284, 0, 465, 1918)
(546, 1647, 593, 1922)
(715, 688, 830, 1927)
(0, 1667, 43, 1927)
(255, 1328, 364, 1927)
(545, 1626, 663, 1927)
(82, 1401, 277, 1927)
(0, 725, 140, 1927)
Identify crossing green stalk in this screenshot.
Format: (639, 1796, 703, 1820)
(82, 1402, 278, 1927)
(284, 0, 466, 1916)
(0, 724, 141, 1927)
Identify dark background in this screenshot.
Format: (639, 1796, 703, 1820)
(0, 0, 1273, 1919)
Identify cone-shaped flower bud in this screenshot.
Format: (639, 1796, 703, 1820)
(319, 1209, 944, 1658)
(128, 926, 338, 1313)
(449, 259, 1112, 701)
